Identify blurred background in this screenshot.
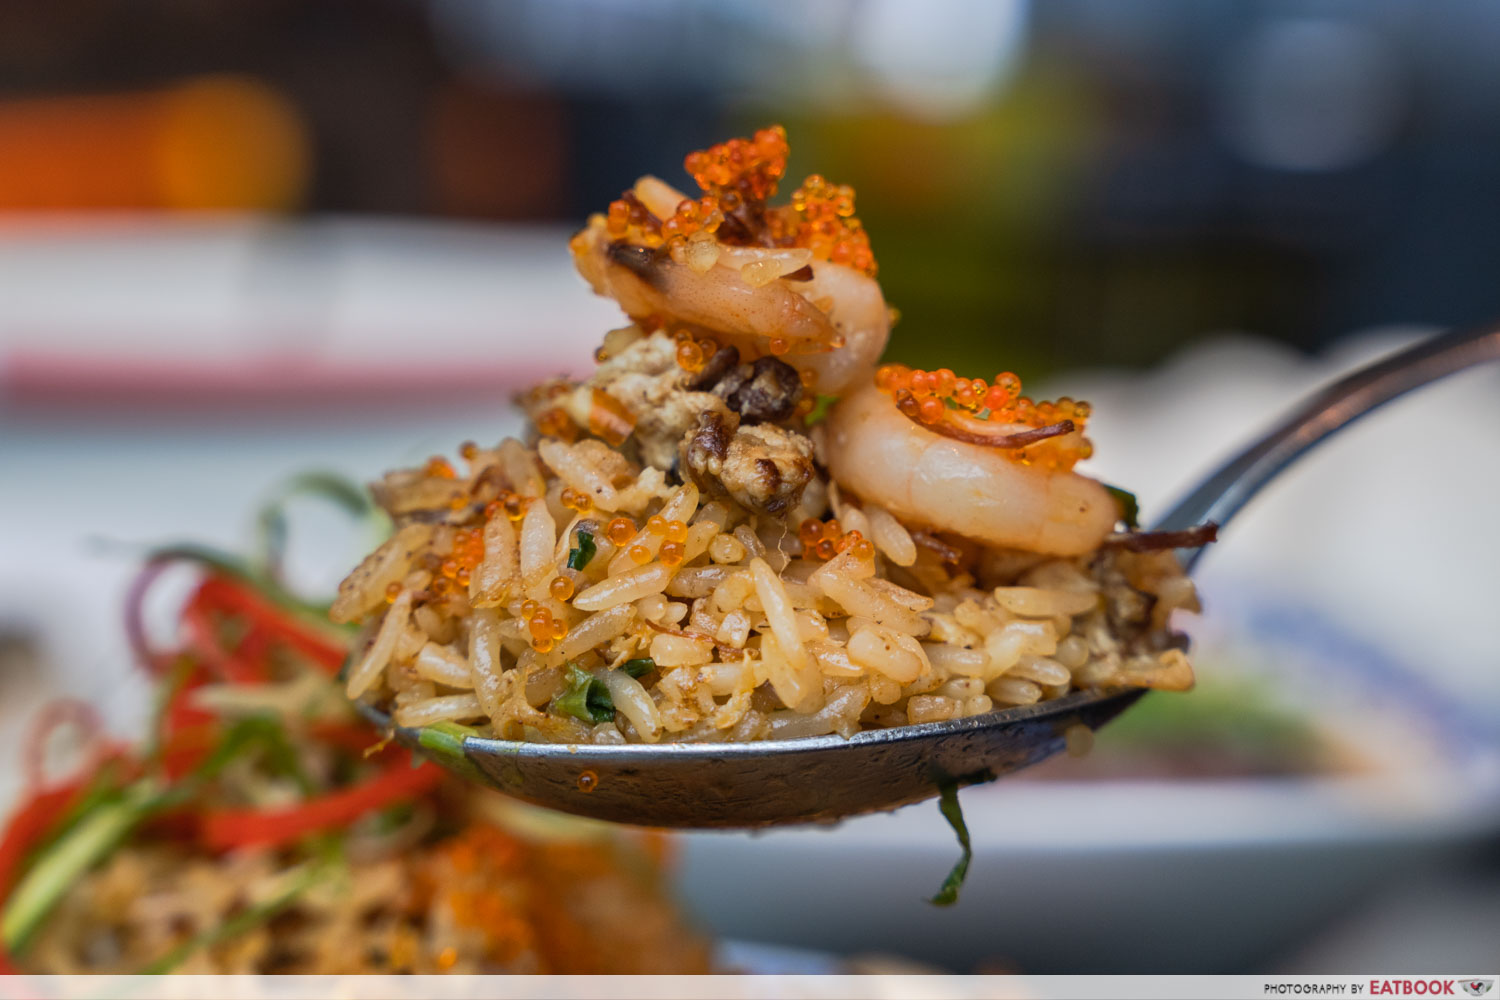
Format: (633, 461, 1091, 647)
(1, 0, 1498, 975)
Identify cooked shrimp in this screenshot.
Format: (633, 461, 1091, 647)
(824, 383, 1118, 556)
(570, 218, 889, 395)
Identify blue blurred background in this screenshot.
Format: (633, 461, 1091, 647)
(0, 0, 1497, 976)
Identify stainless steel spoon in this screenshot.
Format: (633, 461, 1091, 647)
(360, 322, 1500, 827)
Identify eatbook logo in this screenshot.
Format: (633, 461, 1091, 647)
(1461, 981, 1494, 997)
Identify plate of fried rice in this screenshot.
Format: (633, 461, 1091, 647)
(0, 559, 715, 974)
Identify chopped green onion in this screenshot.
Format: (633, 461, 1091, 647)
(418, 721, 482, 781)
(137, 858, 334, 974)
(975, 407, 991, 420)
(552, 663, 614, 725)
(928, 783, 972, 907)
(943, 396, 960, 410)
(2, 780, 162, 953)
(1104, 485, 1141, 530)
(567, 531, 597, 571)
(619, 658, 655, 679)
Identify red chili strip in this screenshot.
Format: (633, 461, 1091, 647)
(198, 759, 443, 852)
(191, 577, 347, 673)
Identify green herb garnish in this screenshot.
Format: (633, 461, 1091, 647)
(1104, 485, 1140, 530)
(619, 658, 655, 679)
(567, 531, 597, 571)
(975, 407, 991, 420)
(928, 783, 972, 906)
(552, 663, 614, 724)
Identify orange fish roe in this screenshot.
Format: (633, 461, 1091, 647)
(577, 770, 599, 793)
(424, 456, 456, 479)
(660, 196, 724, 243)
(605, 517, 636, 545)
(549, 575, 575, 602)
(384, 581, 402, 604)
(659, 541, 685, 567)
(435, 528, 486, 592)
(528, 602, 565, 653)
(500, 492, 525, 521)
(685, 125, 789, 208)
(458, 440, 479, 462)
(800, 517, 865, 561)
(603, 125, 880, 279)
(675, 338, 705, 372)
(778, 173, 876, 276)
(559, 487, 593, 513)
(874, 364, 1094, 471)
(662, 520, 688, 544)
(646, 515, 667, 537)
(604, 190, 663, 247)
(628, 543, 652, 565)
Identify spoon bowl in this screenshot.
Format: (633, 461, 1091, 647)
(361, 688, 1143, 827)
(360, 321, 1500, 827)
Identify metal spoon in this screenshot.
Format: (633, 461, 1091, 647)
(361, 322, 1500, 827)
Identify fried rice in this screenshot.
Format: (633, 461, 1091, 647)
(332, 126, 1204, 746)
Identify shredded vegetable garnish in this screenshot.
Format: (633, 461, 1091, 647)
(928, 783, 973, 907)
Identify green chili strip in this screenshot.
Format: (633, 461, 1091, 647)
(928, 783, 972, 907)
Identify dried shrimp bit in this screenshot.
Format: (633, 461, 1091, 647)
(874, 364, 1095, 472)
(587, 388, 636, 448)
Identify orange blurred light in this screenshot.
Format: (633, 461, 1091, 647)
(0, 75, 309, 212)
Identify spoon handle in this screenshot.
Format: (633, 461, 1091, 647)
(1153, 321, 1500, 569)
